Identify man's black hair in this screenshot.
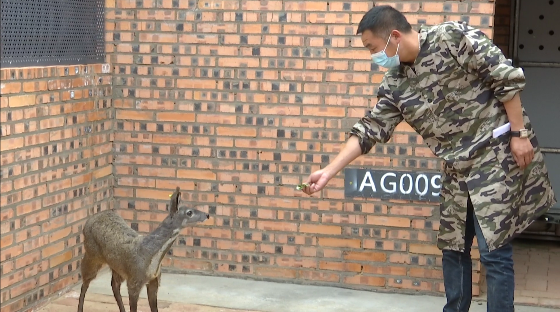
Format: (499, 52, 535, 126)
(356, 5, 412, 38)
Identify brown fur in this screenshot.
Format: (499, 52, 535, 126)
(77, 187, 209, 312)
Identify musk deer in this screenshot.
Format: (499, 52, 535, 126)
(77, 187, 209, 312)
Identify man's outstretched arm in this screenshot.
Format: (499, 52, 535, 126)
(300, 82, 404, 195)
(301, 135, 363, 195)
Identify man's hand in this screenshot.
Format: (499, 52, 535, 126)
(298, 135, 364, 196)
(301, 168, 335, 196)
(501, 93, 534, 170)
(510, 137, 534, 169)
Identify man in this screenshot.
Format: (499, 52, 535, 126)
(300, 5, 557, 312)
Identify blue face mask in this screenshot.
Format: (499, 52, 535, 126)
(371, 34, 400, 68)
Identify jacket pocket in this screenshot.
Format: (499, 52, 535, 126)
(490, 133, 515, 174)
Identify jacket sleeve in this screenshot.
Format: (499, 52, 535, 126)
(349, 82, 404, 154)
(440, 22, 525, 102)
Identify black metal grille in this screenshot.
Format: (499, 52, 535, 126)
(1, 0, 105, 68)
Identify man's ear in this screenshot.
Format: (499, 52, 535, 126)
(168, 187, 181, 215)
(390, 30, 402, 42)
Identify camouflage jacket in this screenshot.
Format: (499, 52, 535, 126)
(350, 21, 557, 252)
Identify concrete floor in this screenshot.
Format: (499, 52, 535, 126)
(511, 238, 560, 307)
(36, 270, 559, 312)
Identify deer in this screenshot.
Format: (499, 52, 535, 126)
(77, 187, 209, 312)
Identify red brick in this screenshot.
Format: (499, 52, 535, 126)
(93, 165, 112, 179)
(152, 134, 192, 145)
(0, 96, 8, 108)
(319, 261, 361, 272)
(49, 226, 72, 243)
(388, 278, 432, 291)
(176, 169, 216, 180)
(409, 244, 442, 256)
(257, 221, 297, 232)
(1, 298, 24, 312)
(0, 137, 24, 152)
(344, 275, 386, 287)
(302, 106, 346, 117)
(366, 216, 411, 228)
(318, 238, 361, 248)
(22, 80, 47, 92)
(216, 127, 257, 137)
(299, 224, 341, 235)
(216, 240, 256, 252)
(343, 251, 386, 262)
(1, 244, 23, 262)
(389, 205, 434, 217)
(257, 197, 299, 209)
(300, 270, 339, 282)
(217, 57, 260, 68)
(15, 250, 40, 270)
(284, 1, 327, 11)
(255, 267, 297, 279)
(259, 105, 301, 116)
(173, 259, 213, 271)
(363, 265, 407, 276)
(8, 94, 36, 107)
(116, 110, 154, 120)
(409, 268, 444, 279)
(1, 82, 22, 94)
(1, 233, 13, 248)
(176, 79, 216, 89)
(196, 114, 236, 124)
(471, 3, 495, 14)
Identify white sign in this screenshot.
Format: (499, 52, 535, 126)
(345, 169, 442, 202)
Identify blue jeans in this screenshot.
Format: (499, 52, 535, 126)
(442, 198, 515, 312)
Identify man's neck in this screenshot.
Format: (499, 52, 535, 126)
(400, 30, 421, 64)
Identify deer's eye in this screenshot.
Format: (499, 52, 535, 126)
(186, 210, 193, 217)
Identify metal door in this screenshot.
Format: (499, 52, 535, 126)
(511, 0, 560, 238)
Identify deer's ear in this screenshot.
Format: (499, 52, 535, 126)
(169, 187, 181, 215)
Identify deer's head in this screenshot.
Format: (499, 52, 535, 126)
(168, 187, 209, 227)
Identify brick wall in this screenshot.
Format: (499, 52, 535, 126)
(106, 0, 501, 298)
(0, 65, 113, 312)
(0, 1, 512, 311)
(494, 0, 513, 57)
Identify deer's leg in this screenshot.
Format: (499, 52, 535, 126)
(146, 275, 160, 312)
(111, 270, 126, 312)
(77, 254, 103, 312)
(127, 283, 142, 312)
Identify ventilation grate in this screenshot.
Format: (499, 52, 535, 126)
(1, 0, 105, 68)
(515, 0, 560, 64)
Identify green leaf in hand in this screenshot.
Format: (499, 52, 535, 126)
(296, 183, 309, 190)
